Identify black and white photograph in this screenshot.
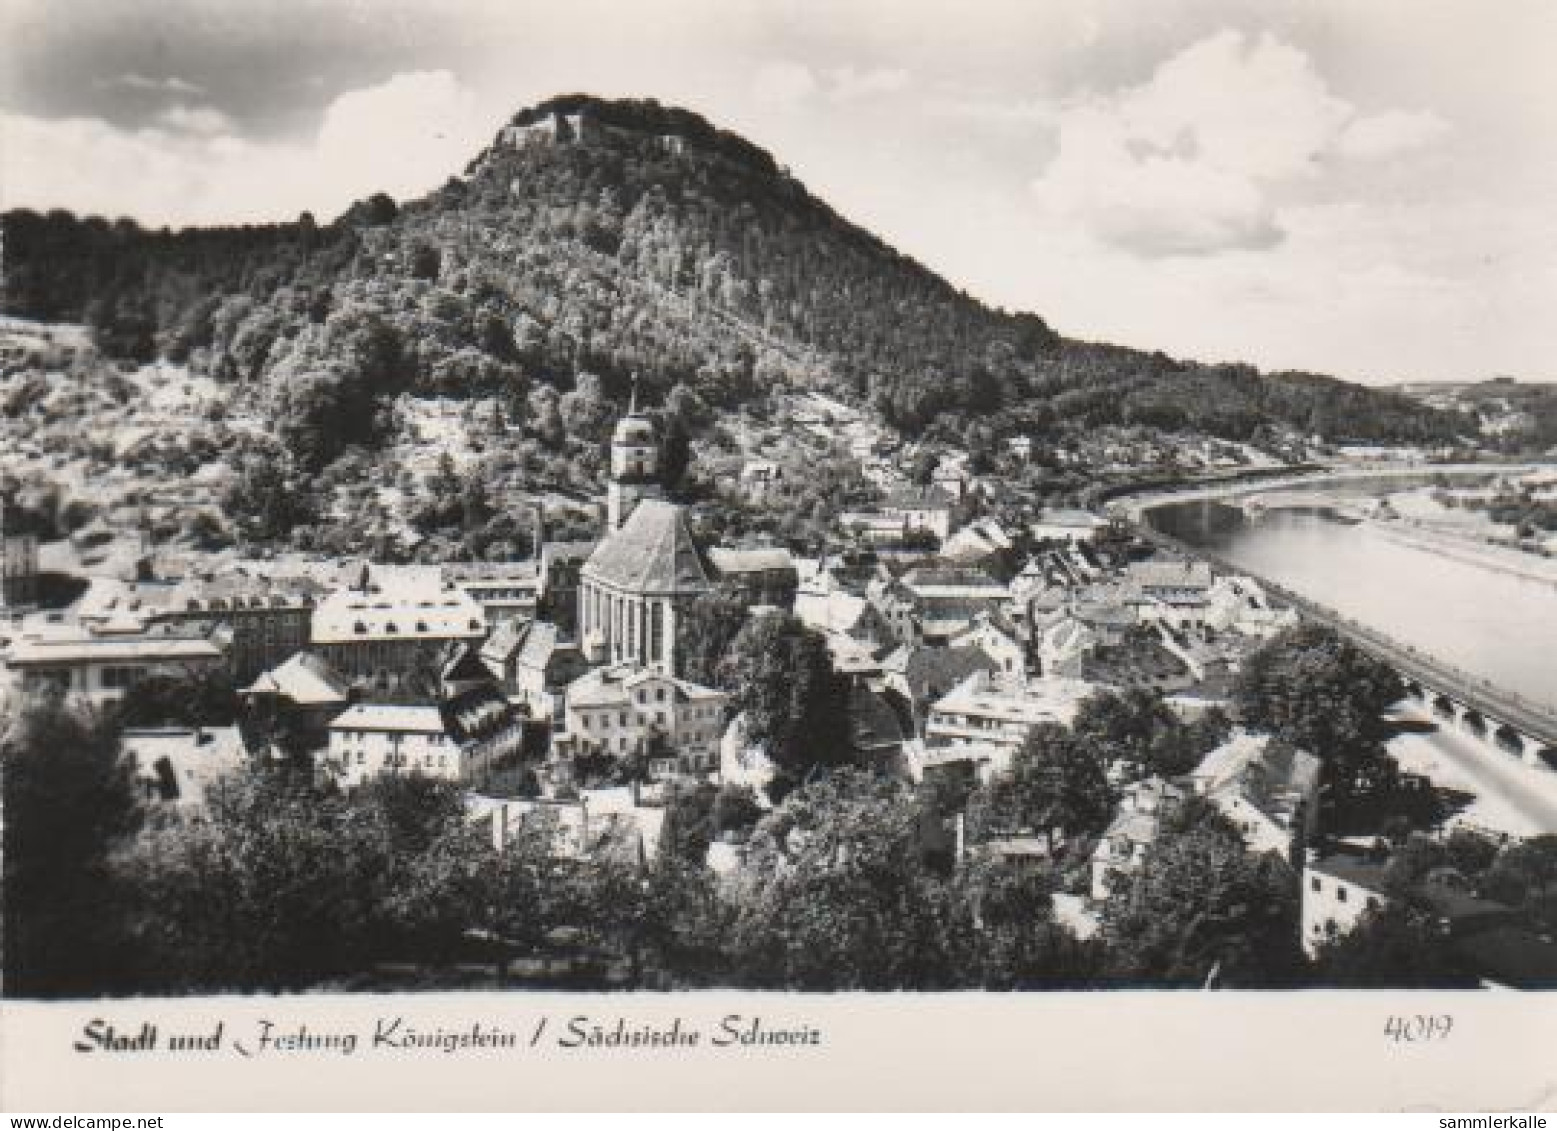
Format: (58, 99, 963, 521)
(1, 0, 1554, 1114)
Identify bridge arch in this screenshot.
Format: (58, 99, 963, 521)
(1460, 710, 1488, 738)
(1494, 725, 1526, 757)
(1432, 695, 1456, 720)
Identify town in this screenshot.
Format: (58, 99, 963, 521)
(4, 318, 1556, 994)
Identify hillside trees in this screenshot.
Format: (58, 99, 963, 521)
(2, 96, 1467, 454)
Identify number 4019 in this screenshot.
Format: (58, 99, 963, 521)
(1384, 1015, 1453, 1042)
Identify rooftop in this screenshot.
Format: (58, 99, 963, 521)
(583, 500, 711, 593)
(931, 672, 1099, 728)
(328, 704, 446, 735)
(242, 651, 350, 706)
(6, 632, 223, 665)
(883, 484, 954, 511)
(565, 662, 725, 710)
(709, 546, 796, 575)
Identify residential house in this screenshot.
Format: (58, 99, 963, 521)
(926, 671, 1098, 754)
(942, 517, 1013, 562)
(445, 560, 542, 626)
(881, 484, 955, 542)
(1089, 777, 1188, 901)
(76, 571, 319, 683)
(1301, 851, 1516, 959)
(930, 461, 972, 503)
(513, 620, 589, 727)
(1125, 559, 1215, 630)
(1031, 509, 1108, 545)
(537, 539, 598, 631)
(865, 574, 923, 647)
(1301, 854, 1394, 958)
(479, 617, 534, 695)
(323, 684, 525, 790)
(4, 628, 225, 705)
(881, 644, 1000, 739)
(311, 566, 486, 690)
(951, 611, 1027, 682)
(1191, 730, 1320, 858)
(709, 546, 799, 608)
(1205, 575, 1299, 637)
(241, 651, 352, 754)
(1038, 614, 1098, 679)
(560, 662, 729, 779)
(900, 565, 1009, 644)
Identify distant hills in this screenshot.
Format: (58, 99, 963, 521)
(2, 94, 1467, 454)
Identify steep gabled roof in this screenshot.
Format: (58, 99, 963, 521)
(242, 651, 350, 706)
(583, 500, 711, 593)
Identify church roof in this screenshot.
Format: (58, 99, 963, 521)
(583, 500, 711, 594)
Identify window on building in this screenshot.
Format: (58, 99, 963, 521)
(1336, 886, 1348, 903)
(1310, 876, 1322, 893)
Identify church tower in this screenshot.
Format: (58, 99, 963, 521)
(607, 385, 663, 532)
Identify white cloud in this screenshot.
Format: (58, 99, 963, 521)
(1336, 109, 1452, 160)
(829, 66, 910, 102)
(155, 103, 237, 136)
(751, 61, 817, 109)
(0, 70, 499, 226)
(103, 73, 206, 97)
(1029, 30, 1452, 258)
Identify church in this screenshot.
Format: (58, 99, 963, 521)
(577, 397, 711, 676)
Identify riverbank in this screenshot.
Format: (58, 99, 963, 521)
(1365, 518, 1557, 589)
(1387, 703, 1557, 838)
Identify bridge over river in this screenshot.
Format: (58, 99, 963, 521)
(1127, 516, 1557, 771)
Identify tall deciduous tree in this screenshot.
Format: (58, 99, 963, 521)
(966, 722, 1114, 845)
(726, 771, 969, 989)
(675, 583, 751, 688)
(1311, 903, 1476, 989)
(1101, 806, 1304, 988)
(720, 612, 851, 788)
(1234, 624, 1403, 763)
(2, 698, 142, 996)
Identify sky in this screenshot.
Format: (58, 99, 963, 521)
(2, 0, 1554, 385)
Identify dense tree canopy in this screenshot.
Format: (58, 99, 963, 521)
(721, 611, 852, 790)
(1101, 803, 1305, 988)
(2, 698, 143, 996)
(1, 94, 1467, 480)
(1234, 624, 1404, 764)
(966, 722, 1114, 845)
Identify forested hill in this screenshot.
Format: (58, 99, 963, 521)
(1, 93, 1464, 447)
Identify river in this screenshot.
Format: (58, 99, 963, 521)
(1145, 496, 1557, 714)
